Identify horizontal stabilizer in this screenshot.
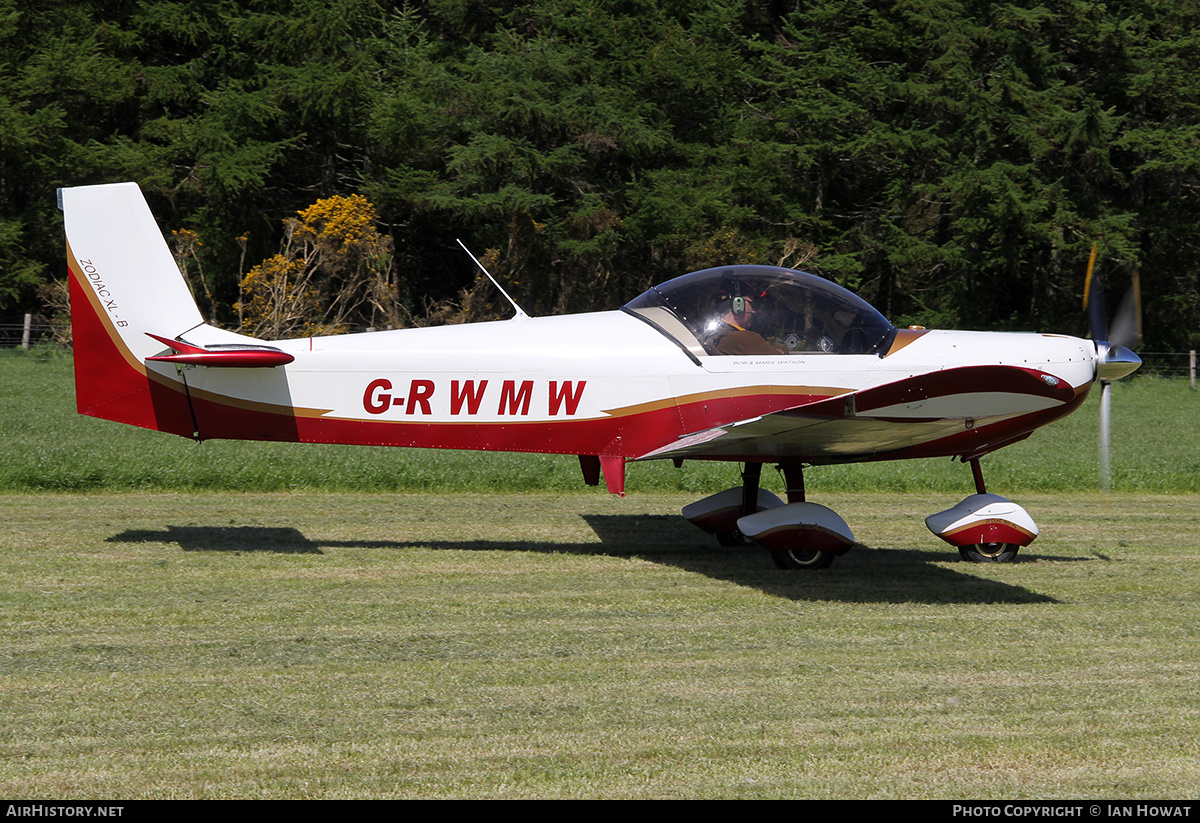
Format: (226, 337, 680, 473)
(145, 334, 295, 368)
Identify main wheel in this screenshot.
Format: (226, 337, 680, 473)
(959, 542, 1020, 563)
(771, 547, 835, 570)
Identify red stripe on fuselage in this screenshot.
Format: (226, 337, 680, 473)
(183, 385, 831, 456)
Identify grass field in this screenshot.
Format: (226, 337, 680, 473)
(1, 491, 1198, 799)
(1, 350, 1198, 798)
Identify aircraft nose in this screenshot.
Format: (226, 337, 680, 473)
(1096, 343, 1142, 382)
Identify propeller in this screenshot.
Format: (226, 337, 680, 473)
(1083, 243, 1142, 491)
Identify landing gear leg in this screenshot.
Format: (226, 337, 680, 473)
(718, 461, 763, 546)
(713, 461, 763, 546)
(781, 460, 805, 504)
(970, 457, 987, 495)
(740, 461, 763, 516)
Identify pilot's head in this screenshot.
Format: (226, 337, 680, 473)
(719, 278, 765, 326)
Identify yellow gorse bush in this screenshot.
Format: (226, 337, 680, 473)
(237, 194, 399, 338)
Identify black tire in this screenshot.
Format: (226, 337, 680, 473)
(959, 543, 1020, 563)
(771, 547, 835, 570)
(716, 530, 754, 547)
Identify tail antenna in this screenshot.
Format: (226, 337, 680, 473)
(456, 239, 531, 321)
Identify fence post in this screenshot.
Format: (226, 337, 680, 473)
(1191, 350, 1196, 390)
(21, 314, 32, 350)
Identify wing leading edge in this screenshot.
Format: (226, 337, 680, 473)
(637, 364, 1085, 465)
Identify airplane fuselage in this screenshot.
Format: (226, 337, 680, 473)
(158, 309, 1097, 466)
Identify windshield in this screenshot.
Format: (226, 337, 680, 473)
(624, 265, 895, 356)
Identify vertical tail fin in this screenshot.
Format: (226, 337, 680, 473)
(61, 182, 202, 435)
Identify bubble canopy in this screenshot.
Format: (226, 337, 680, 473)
(623, 265, 896, 357)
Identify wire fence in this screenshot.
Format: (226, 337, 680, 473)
(1139, 351, 1197, 381)
(0, 320, 61, 349)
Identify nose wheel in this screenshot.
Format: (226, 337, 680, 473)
(927, 460, 1037, 562)
(958, 542, 1021, 563)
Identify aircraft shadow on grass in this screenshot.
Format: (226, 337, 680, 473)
(111, 525, 326, 555)
(108, 513, 1066, 605)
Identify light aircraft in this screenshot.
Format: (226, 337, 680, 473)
(60, 182, 1142, 569)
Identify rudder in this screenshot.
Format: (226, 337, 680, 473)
(61, 182, 202, 436)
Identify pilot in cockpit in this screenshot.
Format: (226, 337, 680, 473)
(710, 279, 785, 355)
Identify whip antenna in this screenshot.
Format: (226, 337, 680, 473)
(456, 239, 530, 320)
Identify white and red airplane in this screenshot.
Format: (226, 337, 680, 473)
(60, 182, 1141, 569)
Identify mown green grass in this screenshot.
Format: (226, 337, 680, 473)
(1, 491, 1198, 799)
(2, 347, 1198, 494)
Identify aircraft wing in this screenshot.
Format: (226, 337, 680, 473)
(637, 364, 1080, 464)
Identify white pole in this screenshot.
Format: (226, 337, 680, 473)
(1190, 350, 1196, 390)
(21, 313, 31, 350)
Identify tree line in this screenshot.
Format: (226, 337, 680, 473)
(3, 0, 1198, 350)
